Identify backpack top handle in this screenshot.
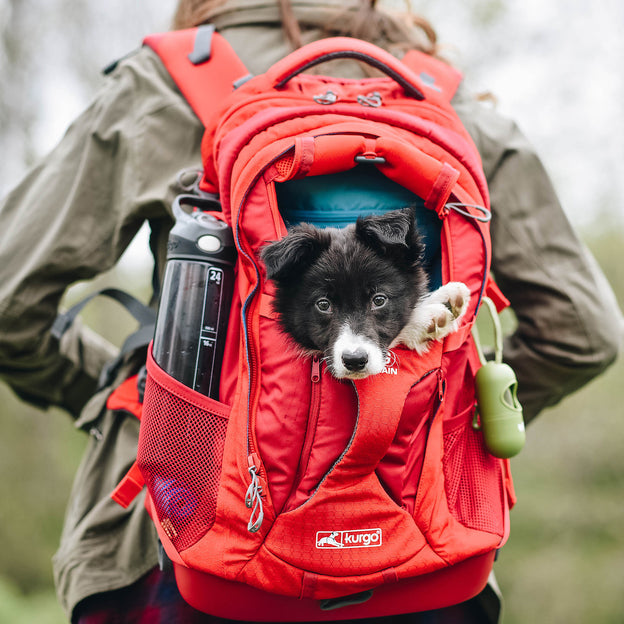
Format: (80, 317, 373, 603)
(266, 37, 426, 101)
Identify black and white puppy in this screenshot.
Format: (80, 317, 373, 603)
(261, 208, 469, 379)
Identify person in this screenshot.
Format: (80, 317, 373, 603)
(0, 0, 621, 622)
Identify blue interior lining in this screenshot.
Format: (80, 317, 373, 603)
(275, 166, 442, 288)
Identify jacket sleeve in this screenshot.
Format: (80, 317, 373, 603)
(454, 92, 623, 423)
(0, 47, 202, 417)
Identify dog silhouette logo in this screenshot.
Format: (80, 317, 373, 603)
(316, 531, 344, 548)
(316, 529, 382, 549)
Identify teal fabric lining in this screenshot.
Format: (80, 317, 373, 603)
(275, 166, 442, 288)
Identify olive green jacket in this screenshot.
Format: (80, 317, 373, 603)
(0, 1, 621, 620)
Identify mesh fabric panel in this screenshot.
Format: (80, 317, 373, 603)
(138, 372, 228, 551)
(274, 154, 294, 178)
(443, 424, 504, 536)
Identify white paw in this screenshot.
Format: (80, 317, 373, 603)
(424, 282, 471, 322)
(392, 282, 470, 354)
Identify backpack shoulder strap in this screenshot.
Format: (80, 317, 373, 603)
(401, 49, 463, 103)
(144, 25, 250, 128)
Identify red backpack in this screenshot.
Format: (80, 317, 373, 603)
(111, 26, 516, 620)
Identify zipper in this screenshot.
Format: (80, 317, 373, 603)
(236, 146, 303, 532)
(216, 90, 451, 135)
(409, 369, 446, 504)
(242, 289, 264, 532)
(281, 355, 322, 513)
(441, 215, 454, 284)
(437, 368, 446, 403)
(296, 357, 322, 489)
(265, 180, 287, 239)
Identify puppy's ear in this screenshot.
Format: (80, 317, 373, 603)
(261, 224, 331, 283)
(356, 208, 424, 267)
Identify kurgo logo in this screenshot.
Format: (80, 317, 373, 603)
(382, 351, 399, 375)
(316, 528, 382, 549)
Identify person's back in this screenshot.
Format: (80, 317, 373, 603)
(0, 1, 621, 623)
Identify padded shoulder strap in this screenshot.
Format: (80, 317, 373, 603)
(144, 26, 250, 127)
(401, 49, 462, 102)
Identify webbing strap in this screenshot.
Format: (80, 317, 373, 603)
(109, 374, 146, 507)
(143, 26, 249, 128)
(485, 275, 511, 312)
(51, 288, 155, 341)
(111, 461, 145, 508)
(50, 287, 156, 389)
(106, 373, 143, 419)
(400, 49, 463, 103)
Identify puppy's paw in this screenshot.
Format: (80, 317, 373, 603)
(392, 282, 471, 354)
(393, 303, 455, 354)
(426, 282, 470, 324)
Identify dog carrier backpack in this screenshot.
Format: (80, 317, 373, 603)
(110, 26, 517, 620)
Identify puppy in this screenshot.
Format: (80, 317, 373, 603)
(261, 208, 469, 379)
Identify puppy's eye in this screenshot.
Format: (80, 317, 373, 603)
(371, 294, 387, 309)
(316, 298, 332, 313)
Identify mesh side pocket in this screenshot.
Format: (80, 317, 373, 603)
(443, 422, 504, 536)
(274, 154, 295, 178)
(137, 364, 229, 552)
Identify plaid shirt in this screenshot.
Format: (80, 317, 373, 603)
(73, 567, 486, 624)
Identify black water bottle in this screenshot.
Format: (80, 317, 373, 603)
(152, 194, 236, 400)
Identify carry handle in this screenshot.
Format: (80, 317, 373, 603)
(267, 37, 426, 100)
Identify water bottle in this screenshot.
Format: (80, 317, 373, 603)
(152, 194, 236, 400)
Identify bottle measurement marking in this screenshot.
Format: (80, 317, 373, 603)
(193, 267, 224, 396)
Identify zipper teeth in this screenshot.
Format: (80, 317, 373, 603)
(236, 146, 298, 465)
(411, 370, 446, 499)
(283, 356, 322, 512)
(442, 213, 454, 283)
(265, 181, 285, 238)
(217, 91, 452, 135)
(297, 357, 322, 481)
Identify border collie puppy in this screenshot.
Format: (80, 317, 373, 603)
(261, 208, 469, 380)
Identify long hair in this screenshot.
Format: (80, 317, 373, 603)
(171, 0, 440, 57)
(171, 0, 227, 31)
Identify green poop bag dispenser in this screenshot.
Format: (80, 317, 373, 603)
(472, 297, 525, 459)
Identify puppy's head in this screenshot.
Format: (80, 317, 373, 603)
(261, 208, 427, 379)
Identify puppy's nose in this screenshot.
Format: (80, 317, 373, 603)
(342, 349, 368, 372)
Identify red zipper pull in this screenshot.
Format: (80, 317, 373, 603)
(311, 355, 321, 383)
(437, 369, 446, 401)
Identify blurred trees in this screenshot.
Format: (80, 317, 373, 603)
(0, 0, 176, 195)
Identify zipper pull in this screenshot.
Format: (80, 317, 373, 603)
(245, 454, 264, 533)
(313, 90, 338, 105)
(311, 355, 321, 383)
(437, 369, 446, 401)
(357, 91, 382, 107)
